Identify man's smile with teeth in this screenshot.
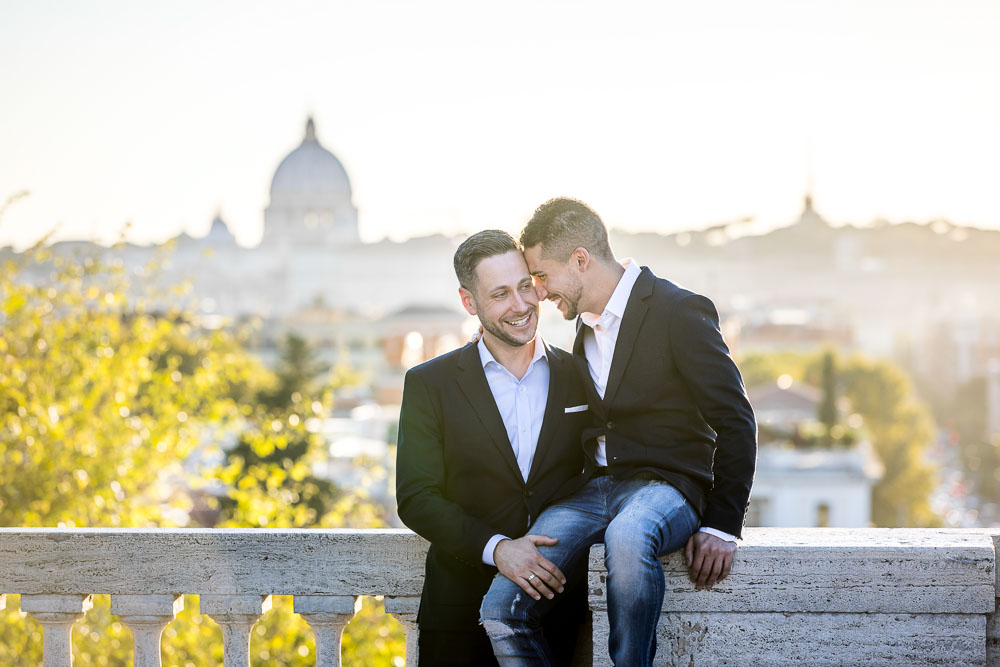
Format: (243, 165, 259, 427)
(507, 313, 532, 327)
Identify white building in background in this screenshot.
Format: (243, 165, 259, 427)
(746, 379, 883, 527)
(248, 118, 458, 318)
(749, 446, 883, 527)
(263, 118, 360, 250)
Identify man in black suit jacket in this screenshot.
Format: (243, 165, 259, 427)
(480, 199, 757, 667)
(396, 230, 593, 666)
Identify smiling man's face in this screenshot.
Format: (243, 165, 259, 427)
(522, 244, 584, 320)
(460, 250, 540, 348)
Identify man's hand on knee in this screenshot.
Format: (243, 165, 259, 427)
(493, 535, 567, 601)
(684, 532, 736, 590)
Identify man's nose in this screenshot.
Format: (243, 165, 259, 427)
(512, 290, 530, 311)
(535, 283, 548, 300)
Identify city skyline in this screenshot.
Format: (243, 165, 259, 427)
(2, 0, 1000, 250)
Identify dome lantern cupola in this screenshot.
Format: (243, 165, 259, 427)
(205, 210, 236, 245)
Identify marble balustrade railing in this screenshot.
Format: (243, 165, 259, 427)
(0, 528, 997, 666)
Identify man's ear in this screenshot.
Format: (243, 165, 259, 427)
(459, 287, 478, 316)
(572, 247, 592, 273)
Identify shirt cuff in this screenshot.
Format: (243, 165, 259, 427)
(699, 527, 738, 543)
(483, 534, 510, 566)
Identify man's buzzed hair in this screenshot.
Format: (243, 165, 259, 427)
(520, 197, 615, 263)
(453, 229, 520, 291)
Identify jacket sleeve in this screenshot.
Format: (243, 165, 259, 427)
(669, 294, 758, 537)
(395, 368, 499, 567)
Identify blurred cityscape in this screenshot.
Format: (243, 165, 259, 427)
(6, 116, 998, 532)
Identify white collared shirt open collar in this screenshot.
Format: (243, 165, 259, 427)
(476, 336, 550, 480)
(477, 335, 548, 372)
(581, 258, 641, 329)
(580, 259, 642, 402)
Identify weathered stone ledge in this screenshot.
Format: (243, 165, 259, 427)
(0, 527, 997, 666)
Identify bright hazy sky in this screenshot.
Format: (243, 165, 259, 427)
(2, 0, 999, 249)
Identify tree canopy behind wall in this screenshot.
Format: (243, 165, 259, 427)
(0, 233, 402, 665)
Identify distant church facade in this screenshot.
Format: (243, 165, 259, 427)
(191, 118, 458, 318)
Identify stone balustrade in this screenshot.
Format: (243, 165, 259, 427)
(0, 527, 997, 666)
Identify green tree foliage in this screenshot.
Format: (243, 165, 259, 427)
(834, 357, 938, 526)
(817, 350, 838, 444)
(739, 349, 940, 527)
(260, 332, 328, 410)
(210, 333, 388, 530)
(0, 246, 256, 527)
(947, 378, 1000, 507)
(0, 242, 403, 664)
(736, 350, 811, 389)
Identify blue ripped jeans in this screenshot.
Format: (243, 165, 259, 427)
(479, 475, 699, 667)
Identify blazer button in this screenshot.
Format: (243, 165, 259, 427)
(606, 421, 616, 430)
(524, 490, 534, 498)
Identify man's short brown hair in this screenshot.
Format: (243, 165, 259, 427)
(520, 197, 614, 263)
(453, 229, 520, 290)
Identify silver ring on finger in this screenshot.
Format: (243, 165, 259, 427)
(526, 573, 537, 582)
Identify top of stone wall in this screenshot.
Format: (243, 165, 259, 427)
(589, 529, 995, 614)
(0, 528, 995, 614)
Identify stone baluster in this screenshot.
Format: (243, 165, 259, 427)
(293, 595, 361, 667)
(201, 594, 272, 667)
(384, 596, 421, 667)
(20, 594, 94, 667)
(111, 594, 184, 667)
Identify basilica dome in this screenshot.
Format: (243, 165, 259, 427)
(269, 117, 352, 200)
(262, 117, 360, 248)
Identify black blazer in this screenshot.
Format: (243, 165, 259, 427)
(396, 340, 591, 632)
(572, 267, 757, 537)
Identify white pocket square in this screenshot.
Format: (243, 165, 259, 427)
(564, 404, 589, 413)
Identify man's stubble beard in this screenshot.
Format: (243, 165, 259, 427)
(478, 304, 537, 348)
(557, 277, 584, 321)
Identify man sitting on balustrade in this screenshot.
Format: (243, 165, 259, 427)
(479, 198, 758, 667)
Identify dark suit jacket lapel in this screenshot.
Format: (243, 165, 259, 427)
(526, 341, 569, 485)
(455, 343, 523, 482)
(602, 267, 653, 406)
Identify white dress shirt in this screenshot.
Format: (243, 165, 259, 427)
(478, 337, 550, 565)
(580, 259, 737, 544)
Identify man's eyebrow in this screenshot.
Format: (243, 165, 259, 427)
(486, 276, 531, 291)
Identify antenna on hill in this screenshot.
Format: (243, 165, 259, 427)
(805, 137, 815, 210)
